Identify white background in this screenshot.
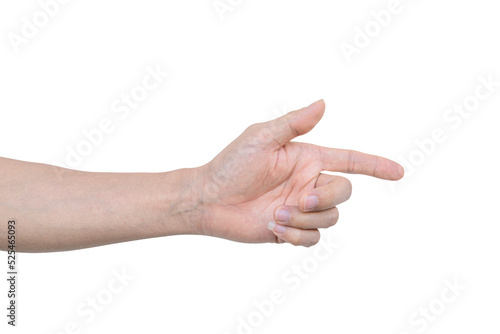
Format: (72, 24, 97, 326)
(1, 0, 499, 333)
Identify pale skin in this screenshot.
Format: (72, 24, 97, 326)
(0, 100, 403, 252)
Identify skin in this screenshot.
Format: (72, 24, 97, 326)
(0, 100, 403, 252)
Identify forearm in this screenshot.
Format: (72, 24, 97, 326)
(0, 158, 204, 252)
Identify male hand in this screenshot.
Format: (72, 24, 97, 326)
(198, 100, 403, 246)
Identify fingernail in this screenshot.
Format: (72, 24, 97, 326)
(268, 221, 286, 235)
(304, 195, 319, 211)
(276, 209, 290, 223)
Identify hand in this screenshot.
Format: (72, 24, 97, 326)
(197, 100, 403, 247)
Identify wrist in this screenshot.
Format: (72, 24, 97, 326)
(157, 167, 206, 236)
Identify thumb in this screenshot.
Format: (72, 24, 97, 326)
(267, 99, 325, 148)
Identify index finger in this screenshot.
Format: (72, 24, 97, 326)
(317, 146, 404, 180)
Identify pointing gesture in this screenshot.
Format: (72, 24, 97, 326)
(199, 100, 403, 246)
(0, 100, 402, 252)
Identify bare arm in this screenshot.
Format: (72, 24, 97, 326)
(0, 158, 203, 252)
(0, 100, 403, 252)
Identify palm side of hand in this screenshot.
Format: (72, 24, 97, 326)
(198, 100, 403, 246)
(201, 138, 320, 243)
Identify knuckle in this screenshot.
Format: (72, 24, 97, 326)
(245, 123, 266, 139)
(289, 236, 302, 247)
(346, 180, 352, 200)
(325, 207, 339, 227)
(245, 123, 260, 133)
(287, 231, 302, 247)
(338, 176, 352, 200)
(331, 207, 339, 225)
(254, 124, 274, 145)
(304, 231, 321, 247)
